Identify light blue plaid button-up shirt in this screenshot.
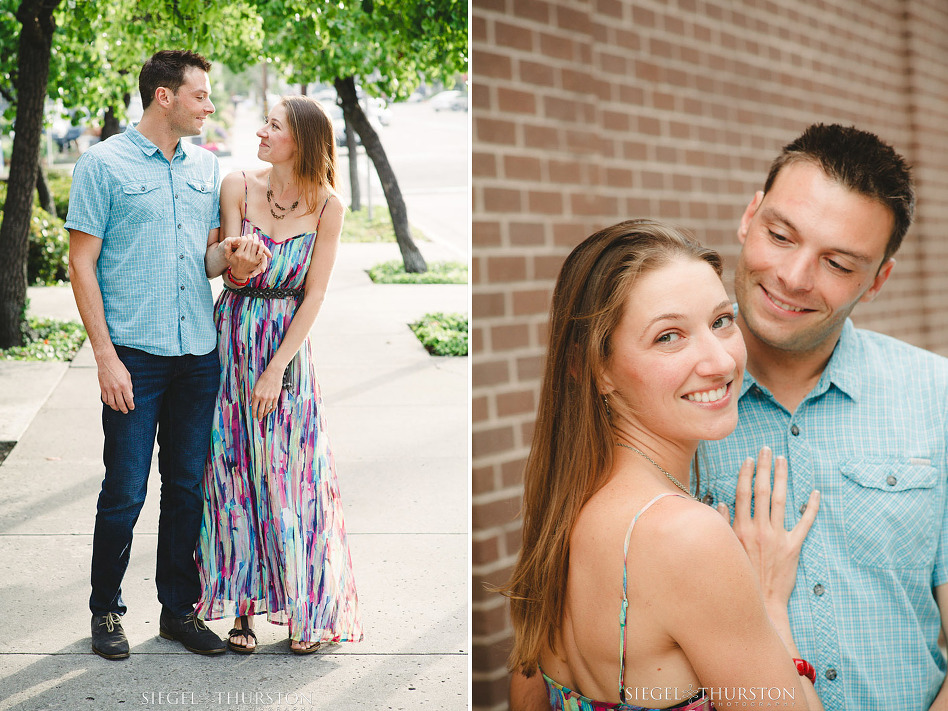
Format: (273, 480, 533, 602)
(65, 124, 220, 356)
(697, 318, 948, 710)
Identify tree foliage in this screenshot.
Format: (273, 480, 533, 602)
(51, 0, 263, 125)
(0, 0, 264, 126)
(259, 0, 467, 99)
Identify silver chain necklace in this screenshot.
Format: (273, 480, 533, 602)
(616, 442, 694, 499)
(267, 174, 300, 219)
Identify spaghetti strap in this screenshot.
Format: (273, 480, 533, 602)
(315, 195, 332, 232)
(617, 492, 685, 702)
(241, 171, 249, 220)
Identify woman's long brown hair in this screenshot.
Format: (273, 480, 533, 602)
(280, 95, 338, 216)
(499, 219, 722, 675)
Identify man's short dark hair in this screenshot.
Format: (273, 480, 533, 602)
(763, 123, 915, 263)
(139, 50, 211, 110)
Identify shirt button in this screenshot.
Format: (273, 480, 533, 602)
(140, 185, 145, 192)
(177, 223, 182, 229)
(790, 424, 800, 436)
(701, 493, 714, 506)
(180, 285, 185, 290)
(825, 668, 837, 681)
(886, 475, 897, 486)
(180, 316, 185, 321)
(179, 254, 185, 259)
(813, 584, 824, 596)
(175, 193, 179, 199)
(799, 502, 808, 515)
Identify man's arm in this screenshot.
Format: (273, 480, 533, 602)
(67, 229, 134, 413)
(928, 584, 948, 710)
(509, 669, 548, 711)
(204, 225, 229, 278)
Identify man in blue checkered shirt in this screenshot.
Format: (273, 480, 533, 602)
(695, 124, 948, 710)
(65, 50, 264, 660)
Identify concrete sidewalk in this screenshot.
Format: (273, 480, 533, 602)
(0, 242, 469, 710)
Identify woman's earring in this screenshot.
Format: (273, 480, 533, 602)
(602, 392, 611, 418)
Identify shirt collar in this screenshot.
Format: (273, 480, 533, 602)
(816, 318, 862, 401)
(737, 314, 863, 405)
(125, 123, 186, 161)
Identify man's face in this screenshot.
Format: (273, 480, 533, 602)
(734, 160, 895, 357)
(167, 67, 215, 138)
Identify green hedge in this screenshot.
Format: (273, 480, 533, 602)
(409, 312, 468, 356)
(27, 208, 70, 285)
(0, 316, 86, 361)
(367, 259, 468, 284)
(0, 170, 72, 285)
(46, 169, 72, 218)
(0, 169, 71, 218)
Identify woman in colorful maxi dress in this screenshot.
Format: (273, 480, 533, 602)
(197, 95, 362, 654)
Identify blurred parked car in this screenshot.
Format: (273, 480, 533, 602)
(430, 90, 467, 112)
(52, 124, 82, 152)
(366, 97, 392, 126)
(50, 107, 86, 152)
(325, 102, 384, 148)
(326, 103, 359, 147)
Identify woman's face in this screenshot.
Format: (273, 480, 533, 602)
(601, 257, 746, 444)
(256, 103, 295, 165)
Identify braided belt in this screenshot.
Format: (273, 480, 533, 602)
(225, 285, 303, 299)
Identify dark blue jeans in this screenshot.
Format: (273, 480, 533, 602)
(90, 345, 220, 618)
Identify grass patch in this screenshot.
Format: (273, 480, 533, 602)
(367, 259, 468, 284)
(0, 317, 87, 361)
(342, 206, 426, 243)
(409, 312, 468, 357)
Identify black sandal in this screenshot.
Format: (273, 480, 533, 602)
(227, 616, 257, 654)
(289, 638, 321, 655)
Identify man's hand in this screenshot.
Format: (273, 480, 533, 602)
(221, 235, 271, 280)
(97, 353, 134, 413)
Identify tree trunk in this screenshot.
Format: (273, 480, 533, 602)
(36, 164, 54, 217)
(334, 75, 426, 273)
(101, 105, 121, 141)
(343, 109, 361, 211)
(101, 91, 130, 142)
(0, 0, 61, 348)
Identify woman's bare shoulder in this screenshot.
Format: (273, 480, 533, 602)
(574, 491, 743, 577)
(321, 191, 345, 217)
(636, 496, 745, 568)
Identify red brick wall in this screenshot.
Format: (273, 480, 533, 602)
(471, 1, 948, 708)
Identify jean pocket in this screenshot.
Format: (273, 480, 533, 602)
(840, 456, 939, 569)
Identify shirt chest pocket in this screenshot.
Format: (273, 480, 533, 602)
(839, 456, 940, 569)
(182, 178, 216, 223)
(120, 180, 166, 223)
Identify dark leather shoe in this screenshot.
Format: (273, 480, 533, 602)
(159, 609, 226, 655)
(91, 612, 130, 659)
